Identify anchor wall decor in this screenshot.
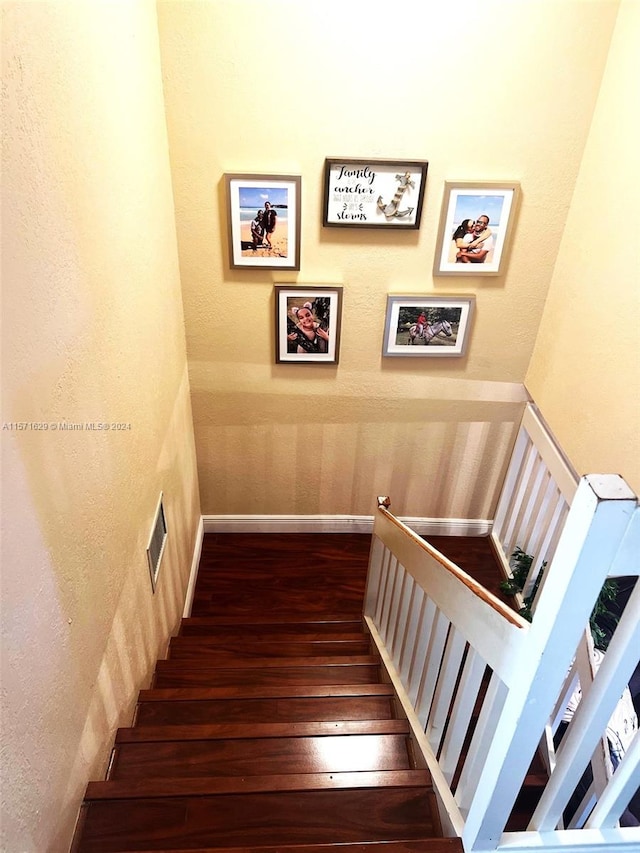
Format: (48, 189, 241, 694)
(323, 158, 429, 230)
(377, 172, 416, 220)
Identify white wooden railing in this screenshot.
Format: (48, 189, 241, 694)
(491, 403, 579, 601)
(488, 401, 639, 819)
(364, 474, 639, 853)
(364, 503, 530, 842)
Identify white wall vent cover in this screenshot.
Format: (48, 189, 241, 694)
(147, 493, 167, 592)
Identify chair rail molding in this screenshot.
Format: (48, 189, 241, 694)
(202, 514, 492, 536)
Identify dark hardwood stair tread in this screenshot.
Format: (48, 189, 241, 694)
(523, 772, 549, 788)
(179, 617, 366, 637)
(92, 843, 464, 853)
(134, 696, 397, 726)
(153, 666, 381, 689)
(117, 719, 411, 742)
(138, 683, 395, 701)
(171, 633, 369, 645)
(78, 787, 438, 850)
(180, 616, 366, 625)
(89, 769, 432, 798)
(167, 640, 372, 659)
(94, 843, 464, 853)
(109, 733, 413, 780)
(191, 608, 367, 622)
(157, 654, 378, 669)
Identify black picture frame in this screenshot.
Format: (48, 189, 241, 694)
(323, 158, 428, 229)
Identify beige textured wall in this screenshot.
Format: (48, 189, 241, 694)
(1, 2, 200, 850)
(526, 0, 640, 495)
(158, 0, 618, 519)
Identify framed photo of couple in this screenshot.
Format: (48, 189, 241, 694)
(433, 181, 521, 276)
(274, 286, 343, 365)
(225, 173, 301, 270)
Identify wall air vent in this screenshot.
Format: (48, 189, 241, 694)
(147, 493, 167, 592)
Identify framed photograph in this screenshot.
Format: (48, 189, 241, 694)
(323, 158, 428, 229)
(382, 295, 475, 358)
(433, 181, 521, 276)
(275, 286, 343, 365)
(225, 173, 301, 270)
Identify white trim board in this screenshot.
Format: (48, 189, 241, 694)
(182, 516, 204, 618)
(202, 515, 492, 536)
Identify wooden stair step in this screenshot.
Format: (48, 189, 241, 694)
(152, 662, 381, 688)
(190, 570, 365, 585)
(191, 609, 367, 622)
(135, 696, 394, 726)
(76, 785, 438, 851)
(179, 617, 366, 638)
(139, 683, 395, 701)
(134, 694, 397, 726)
(191, 609, 365, 622)
(93, 769, 430, 798)
(108, 733, 414, 780)
(116, 719, 411, 743)
(505, 772, 550, 831)
(191, 566, 367, 582)
(170, 631, 373, 658)
(167, 638, 372, 659)
(159, 653, 378, 669)
(523, 772, 549, 788)
(83, 843, 464, 853)
(192, 561, 367, 577)
(191, 577, 367, 591)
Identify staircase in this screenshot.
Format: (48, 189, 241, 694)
(72, 533, 462, 852)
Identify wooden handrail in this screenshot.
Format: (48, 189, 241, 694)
(376, 496, 528, 629)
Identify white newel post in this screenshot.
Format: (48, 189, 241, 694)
(463, 475, 638, 852)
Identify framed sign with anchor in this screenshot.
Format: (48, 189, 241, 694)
(322, 158, 428, 229)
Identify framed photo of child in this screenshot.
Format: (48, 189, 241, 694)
(275, 286, 343, 365)
(225, 174, 301, 270)
(382, 295, 475, 357)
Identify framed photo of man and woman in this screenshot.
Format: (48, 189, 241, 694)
(225, 174, 301, 270)
(275, 286, 343, 365)
(433, 181, 521, 276)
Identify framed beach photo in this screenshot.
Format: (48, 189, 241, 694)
(323, 158, 428, 229)
(225, 173, 301, 270)
(275, 286, 343, 365)
(382, 295, 475, 358)
(433, 181, 521, 276)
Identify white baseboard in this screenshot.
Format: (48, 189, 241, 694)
(202, 514, 492, 537)
(182, 516, 204, 618)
